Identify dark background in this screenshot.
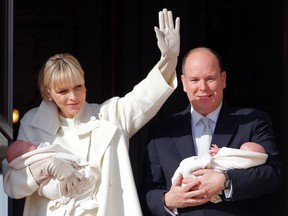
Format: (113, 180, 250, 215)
(8, 0, 288, 215)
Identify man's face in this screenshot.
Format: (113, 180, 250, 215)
(181, 50, 226, 116)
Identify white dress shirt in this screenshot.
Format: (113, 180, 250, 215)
(191, 102, 222, 156)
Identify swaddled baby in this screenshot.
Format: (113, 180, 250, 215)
(6, 140, 99, 214)
(172, 142, 268, 203)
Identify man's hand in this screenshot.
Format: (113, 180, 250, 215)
(164, 173, 209, 210)
(193, 169, 226, 199)
(29, 157, 89, 197)
(155, 8, 180, 58)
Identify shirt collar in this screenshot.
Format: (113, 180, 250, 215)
(191, 102, 222, 127)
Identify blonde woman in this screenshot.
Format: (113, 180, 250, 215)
(3, 8, 180, 216)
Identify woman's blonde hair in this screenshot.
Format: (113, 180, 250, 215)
(38, 53, 85, 101)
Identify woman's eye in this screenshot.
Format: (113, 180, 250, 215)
(57, 89, 68, 94)
(74, 85, 83, 91)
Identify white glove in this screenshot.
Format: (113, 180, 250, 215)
(29, 157, 89, 197)
(155, 8, 180, 58)
(155, 9, 180, 82)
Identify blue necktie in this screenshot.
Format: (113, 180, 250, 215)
(198, 117, 212, 156)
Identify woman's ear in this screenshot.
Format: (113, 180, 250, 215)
(46, 88, 52, 101)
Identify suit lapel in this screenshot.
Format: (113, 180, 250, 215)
(212, 104, 238, 148)
(174, 107, 196, 159)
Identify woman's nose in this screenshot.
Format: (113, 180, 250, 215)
(68, 90, 77, 99)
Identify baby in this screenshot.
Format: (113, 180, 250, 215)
(172, 142, 268, 203)
(6, 140, 37, 163)
(209, 142, 266, 156)
(6, 140, 99, 214)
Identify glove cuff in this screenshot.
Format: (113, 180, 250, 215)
(29, 157, 52, 184)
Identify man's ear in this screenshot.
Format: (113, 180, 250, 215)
(181, 74, 187, 93)
(221, 71, 227, 89)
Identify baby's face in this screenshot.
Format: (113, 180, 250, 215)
(6, 140, 37, 163)
(14, 140, 37, 154)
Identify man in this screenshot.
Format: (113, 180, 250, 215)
(139, 47, 282, 216)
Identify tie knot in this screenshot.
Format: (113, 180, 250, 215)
(200, 117, 210, 127)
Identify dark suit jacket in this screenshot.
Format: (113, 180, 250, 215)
(139, 103, 282, 216)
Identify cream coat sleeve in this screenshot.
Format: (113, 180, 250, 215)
(97, 63, 178, 142)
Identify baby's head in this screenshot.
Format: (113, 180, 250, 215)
(240, 142, 266, 154)
(6, 140, 37, 163)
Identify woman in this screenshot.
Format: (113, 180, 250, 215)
(2, 8, 180, 216)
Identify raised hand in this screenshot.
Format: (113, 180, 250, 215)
(155, 8, 180, 58)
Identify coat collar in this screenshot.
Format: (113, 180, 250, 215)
(30, 100, 60, 135)
(31, 100, 100, 136)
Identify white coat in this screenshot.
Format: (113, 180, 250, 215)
(2, 63, 177, 216)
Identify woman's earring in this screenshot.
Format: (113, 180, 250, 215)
(49, 98, 52, 101)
